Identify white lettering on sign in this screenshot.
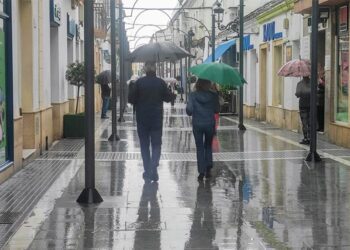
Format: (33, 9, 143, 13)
(54, 2, 61, 23)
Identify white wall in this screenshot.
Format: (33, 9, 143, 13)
(255, 11, 303, 110)
(41, 0, 52, 108)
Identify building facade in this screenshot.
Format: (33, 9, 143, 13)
(0, 0, 106, 183)
(165, 0, 350, 149)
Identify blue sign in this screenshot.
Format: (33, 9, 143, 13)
(263, 21, 283, 42)
(67, 14, 76, 39)
(243, 35, 254, 51)
(50, 0, 61, 27)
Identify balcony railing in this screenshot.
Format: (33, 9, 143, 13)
(294, 0, 348, 13)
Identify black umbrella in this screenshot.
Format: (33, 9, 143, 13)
(129, 41, 193, 63)
(96, 70, 112, 85)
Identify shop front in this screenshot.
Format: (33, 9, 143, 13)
(0, 0, 14, 171)
(294, 0, 350, 148)
(327, 3, 350, 147)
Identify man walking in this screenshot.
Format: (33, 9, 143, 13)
(129, 62, 175, 182)
(96, 70, 112, 119)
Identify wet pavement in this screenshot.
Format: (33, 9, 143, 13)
(3, 103, 350, 249)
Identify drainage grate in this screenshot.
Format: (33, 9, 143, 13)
(94, 150, 307, 162)
(50, 139, 84, 152)
(109, 126, 238, 132)
(0, 212, 21, 224)
(39, 151, 79, 160)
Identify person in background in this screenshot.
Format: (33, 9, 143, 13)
(99, 75, 111, 119)
(128, 75, 138, 115)
(295, 76, 311, 145)
(186, 79, 220, 181)
(128, 62, 175, 183)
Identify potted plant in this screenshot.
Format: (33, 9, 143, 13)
(63, 62, 85, 138)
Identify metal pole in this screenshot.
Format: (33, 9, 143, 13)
(179, 41, 184, 102)
(211, 13, 215, 62)
(108, 0, 120, 141)
(118, 14, 125, 122)
(238, 0, 246, 131)
(77, 0, 103, 204)
(184, 35, 188, 101)
(188, 33, 192, 94)
(306, 0, 321, 162)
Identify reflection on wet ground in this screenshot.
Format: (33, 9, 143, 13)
(6, 103, 350, 249)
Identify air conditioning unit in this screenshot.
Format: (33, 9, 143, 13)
(307, 17, 328, 33)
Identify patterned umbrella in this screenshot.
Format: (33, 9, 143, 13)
(278, 59, 311, 77)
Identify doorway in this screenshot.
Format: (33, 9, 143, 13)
(259, 45, 268, 121)
(273, 44, 283, 107)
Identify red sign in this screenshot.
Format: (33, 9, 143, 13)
(339, 5, 348, 32)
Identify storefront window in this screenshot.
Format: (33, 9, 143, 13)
(336, 5, 349, 123)
(0, 17, 6, 164)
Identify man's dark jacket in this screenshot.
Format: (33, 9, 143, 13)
(128, 74, 174, 128)
(101, 84, 111, 98)
(295, 78, 311, 108)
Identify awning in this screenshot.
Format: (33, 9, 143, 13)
(203, 39, 236, 64)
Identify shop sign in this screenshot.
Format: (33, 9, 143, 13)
(50, 0, 61, 27)
(76, 24, 80, 42)
(243, 35, 254, 51)
(263, 21, 282, 42)
(0, 30, 7, 163)
(67, 14, 76, 39)
(339, 5, 348, 33)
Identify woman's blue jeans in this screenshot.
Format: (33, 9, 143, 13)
(193, 124, 215, 174)
(101, 96, 110, 118)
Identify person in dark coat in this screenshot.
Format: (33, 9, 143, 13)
(100, 84, 111, 119)
(295, 76, 311, 144)
(128, 62, 175, 182)
(96, 70, 112, 119)
(128, 79, 136, 114)
(186, 79, 220, 181)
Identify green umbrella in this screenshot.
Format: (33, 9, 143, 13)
(189, 62, 246, 87)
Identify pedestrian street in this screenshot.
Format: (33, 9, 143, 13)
(4, 103, 350, 249)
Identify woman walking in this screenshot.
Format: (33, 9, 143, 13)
(186, 79, 220, 181)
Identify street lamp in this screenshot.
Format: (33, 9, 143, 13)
(213, 1, 224, 24)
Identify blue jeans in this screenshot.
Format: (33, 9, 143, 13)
(101, 96, 110, 117)
(137, 124, 162, 176)
(193, 124, 215, 174)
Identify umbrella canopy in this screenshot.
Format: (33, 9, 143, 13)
(189, 62, 246, 87)
(278, 59, 311, 77)
(96, 70, 112, 85)
(129, 41, 192, 62)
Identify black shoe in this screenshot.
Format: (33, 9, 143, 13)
(151, 170, 159, 182)
(101, 116, 109, 119)
(299, 139, 309, 145)
(198, 173, 204, 182)
(143, 172, 151, 183)
(205, 169, 212, 179)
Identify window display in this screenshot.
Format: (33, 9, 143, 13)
(336, 5, 349, 123)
